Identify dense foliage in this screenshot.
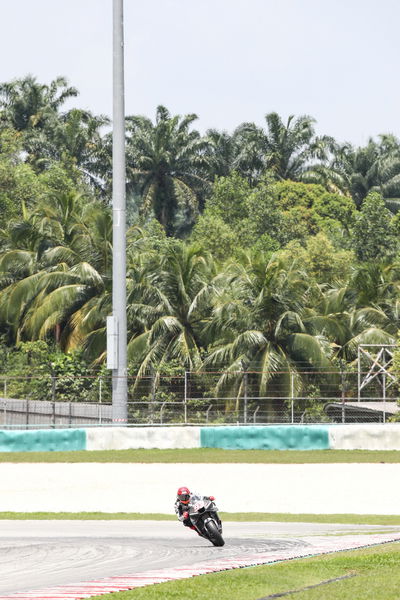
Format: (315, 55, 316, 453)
(1, 75, 400, 412)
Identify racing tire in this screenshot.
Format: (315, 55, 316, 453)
(205, 519, 225, 546)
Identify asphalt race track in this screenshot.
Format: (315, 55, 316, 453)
(0, 521, 399, 596)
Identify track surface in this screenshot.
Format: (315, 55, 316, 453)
(0, 521, 399, 595)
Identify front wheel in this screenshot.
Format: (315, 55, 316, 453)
(205, 519, 225, 546)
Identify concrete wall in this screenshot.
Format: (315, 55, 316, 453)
(81, 423, 400, 452)
(86, 424, 400, 452)
(200, 426, 330, 450)
(0, 462, 399, 515)
(86, 426, 200, 450)
(329, 424, 400, 450)
(1, 424, 400, 451)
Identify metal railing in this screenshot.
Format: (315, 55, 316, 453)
(0, 369, 397, 428)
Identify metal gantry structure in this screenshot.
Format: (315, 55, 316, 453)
(357, 344, 397, 402)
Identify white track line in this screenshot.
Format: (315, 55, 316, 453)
(0, 533, 399, 600)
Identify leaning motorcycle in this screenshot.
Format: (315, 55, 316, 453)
(188, 493, 225, 546)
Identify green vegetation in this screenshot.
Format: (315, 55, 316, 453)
(0, 447, 399, 463)
(1, 76, 400, 418)
(88, 542, 400, 600)
(0, 512, 175, 520)
(0, 512, 399, 525)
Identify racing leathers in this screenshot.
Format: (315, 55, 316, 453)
(174, 493, 216, 528)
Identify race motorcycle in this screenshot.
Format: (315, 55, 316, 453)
(188, 493, 225, 546)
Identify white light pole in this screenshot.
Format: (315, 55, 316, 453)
(108, 0, 127, 424)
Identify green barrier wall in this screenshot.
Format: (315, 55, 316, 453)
(200, 425, 330, 450)
(0, 428, 87, 452)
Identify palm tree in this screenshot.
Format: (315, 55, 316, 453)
(0, 75, 78, 132)
(232, 112, 334, 184)
(0, 76, 108, 187)
(318, 135, 400, 209)
(203, 252, 333, 414)
(127, 243, 216, 375)
(0, 197, 111, 352)
(38, 108, 110, 186)
(305, 278, 396, 364)
(203, 129, 233, 178)
(125, 106, 212, 236)
(230, 122, 266, 185)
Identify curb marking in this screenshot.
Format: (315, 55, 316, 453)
(0, 533, 399, 599)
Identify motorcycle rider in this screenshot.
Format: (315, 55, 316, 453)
(174, 486, 217, 531)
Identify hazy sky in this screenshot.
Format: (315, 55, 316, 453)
(1, 0, 399, 145)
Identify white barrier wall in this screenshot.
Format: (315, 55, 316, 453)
(329, 424, 400, 450)
(86, 427, 201, 450)
(85, 424, 400, 452)
(0, 463, 399, 515)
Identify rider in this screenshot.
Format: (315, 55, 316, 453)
(174, 486, 216, 531)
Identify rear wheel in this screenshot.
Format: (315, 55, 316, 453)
(205, 520, 225, 546)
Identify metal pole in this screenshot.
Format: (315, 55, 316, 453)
(111, 0, 128, 424)
(51, 371, 56, 404)
(382, 371, 386, 424)
(160, 401, 166, 425)
(290, 372, 294, 424)
(341, 364, 346, 424)
(253, 406, 260, 424)
(184, 371, 188, 424)
(243, 371, 248, 424)
(50, 364, 56, 428)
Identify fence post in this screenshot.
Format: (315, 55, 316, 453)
(243, 371, 248, 425)
(290, 372, 294, 424)
(382, 371, 386, 424)
(341, 363, 346, 424)
(3, 379, 7, 398)
(184, 371, 188, 424)
(26, 399, 29, 430)
(253, 405, 260, 424)
(51, 369, 56, 403)
(148, 370, 156, 424)
(51, 366, 56, 428)
(98, 375, 103, 426)
(160, 401, 166, 424)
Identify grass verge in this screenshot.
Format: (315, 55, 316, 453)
(0, 448, 400, 463)
(87, 541, 400, 600)
(0, 512, 399, 525)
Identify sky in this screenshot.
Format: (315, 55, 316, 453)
(1, 0, 400, 146)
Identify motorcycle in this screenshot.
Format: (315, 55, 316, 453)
(188, 493, 225, 546)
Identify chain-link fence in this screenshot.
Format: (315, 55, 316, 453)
(0, 368, 398, 428)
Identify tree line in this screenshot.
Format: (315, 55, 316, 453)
(1, 75, 400, 406)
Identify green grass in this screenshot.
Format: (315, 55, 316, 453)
(0, 512, 399, 525)
(0, 512, 176, 520)
(88, 541, 400, 600)
(1, 448, 400, 463)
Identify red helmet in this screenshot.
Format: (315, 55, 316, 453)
(177, 486, 190, 504)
